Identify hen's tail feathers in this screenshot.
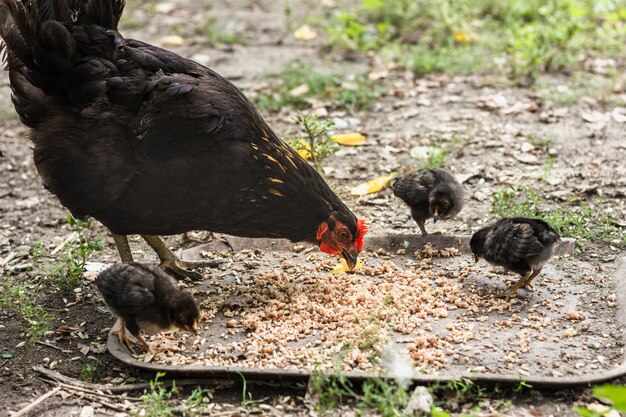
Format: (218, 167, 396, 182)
(0, 0, 124, 126)
(0, 0, 124, 68)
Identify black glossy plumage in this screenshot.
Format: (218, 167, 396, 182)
(470, 217, 561, 277)
(0, 0, 358, 243)
(96, 263, 199, 338)
(392, 168, 464, 235)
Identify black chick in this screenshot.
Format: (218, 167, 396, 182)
(470, 217, 561, 299)
(392, 169, 464, 235)
(96, 263, 200, 354)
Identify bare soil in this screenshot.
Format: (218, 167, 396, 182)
(0, 0, 625, 416)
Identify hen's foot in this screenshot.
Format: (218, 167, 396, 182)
(142, 235, 224, 281)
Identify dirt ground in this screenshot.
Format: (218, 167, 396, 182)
(0, 0, 625, 416)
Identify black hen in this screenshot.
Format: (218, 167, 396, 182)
(392, 168, 464, 235)
(96, 263, 200, 353)
(470, 217, 561, 299)
(0, 0, 367, 278)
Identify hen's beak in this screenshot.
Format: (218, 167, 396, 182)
(341, 249, 359, 272)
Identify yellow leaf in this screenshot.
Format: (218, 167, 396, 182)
(350, 174, 396, 196)
(332, 133, 367, 146)
(331, 258, 363, 275)
(295, 140, 312, 159)
(453, 31, 480, 44)
(157, 35, 186, 47)
(294, 25, 317, 41)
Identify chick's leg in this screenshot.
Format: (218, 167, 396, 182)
(417, 219, 428, 236)
(112, 233, 134, 263)
(132, 332, 152, 354)
(112, 319, 136, 355)
(141, 235, 223, 281)
(505, 273, 532, 300)
(521, 268, 542, 291)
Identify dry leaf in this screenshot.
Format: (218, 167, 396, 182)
(157, 35, 186, 47)
(453, 31, 480, 44)
(289, 84, 310, 97)
(350, 174, 396, 196)
(294, 140, 312, 160)
(331, 258, 363, 274)
(611, 107, 626, 123)
(294, 25, 317, 41)
(581, 110, 608, 123)
(332, 133, 367, 146)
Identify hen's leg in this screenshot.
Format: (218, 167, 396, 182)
(112, 319, 136, 354)
(112, 233, 134, 263)
(141, 235, 223, 281)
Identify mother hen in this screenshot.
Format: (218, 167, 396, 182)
(0, 0, 367, 277)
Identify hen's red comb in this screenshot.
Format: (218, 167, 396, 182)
(355, 218, 368, 252)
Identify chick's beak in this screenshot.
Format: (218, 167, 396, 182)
(433, 208, 440, 223)
(191, 320, 198, 336)
(341, 249, 359, 272)
(474, 254, 479, 263)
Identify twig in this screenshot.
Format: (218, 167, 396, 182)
(35, 340, 63, 351)
(50, 231, 79, 255)
(63, 389, 130, 412)
(33, 366, 234, 394)
(10, 386, 62, 417)
(56, 382, 141, 401)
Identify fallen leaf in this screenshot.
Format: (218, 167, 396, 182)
(331, 258, 362, 274)
(332, 133, 366, 146)
(157, 35, 186, 47)
(611, 107, 626, 123)
(581, 110, 608, 123)
(513, 153, 539, 164)
(350, 174, 396, 196)
(293, 140, 312, 159)
(289, 84, 310, 97)
(453, 31, 480, 44)
(294, 25, 317, 41)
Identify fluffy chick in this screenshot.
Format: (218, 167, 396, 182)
(470, 217, 561, 299)
(392, 168, 464, 235)
(96, 263, 200, 354)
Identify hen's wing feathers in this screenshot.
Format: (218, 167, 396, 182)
(127, 75, 260, 147)
(489, 221, 544, 262)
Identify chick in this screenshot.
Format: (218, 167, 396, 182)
(96, 263, 200, 354)
(392, 168, 465, 235)
(470, 217, 561, 299)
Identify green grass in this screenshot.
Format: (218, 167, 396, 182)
(36, 216, 103, 294)
(0, 276, 53, 349)
(254, 62, 380, 112)
(136, 373, 178, 417)
(575, 384, 626, 416)
(491, 185, 626, 247)
(319, 0, 626, 80)
(199, 17, 248, 46)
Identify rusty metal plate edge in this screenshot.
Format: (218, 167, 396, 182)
(107, 238, 623, 389)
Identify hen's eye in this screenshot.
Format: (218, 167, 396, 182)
(337, 230, 349, 240)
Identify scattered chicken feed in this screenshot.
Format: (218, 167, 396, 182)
(124, 243, 624, 378)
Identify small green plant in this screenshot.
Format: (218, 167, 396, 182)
(136, 372, 177, 417)
(310, 369, 411, 416)
(574, 384, 626, 416)
(286, 114, 339, 173)
(491, 185, 626, 247)
(45, 216, 103, 293)
(0, 276, 53, 348)
(420, 147, 447, 169)
(79, 355, 102, 382)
